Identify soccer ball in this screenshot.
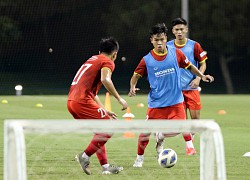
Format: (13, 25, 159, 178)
(158, 148, 177, 168)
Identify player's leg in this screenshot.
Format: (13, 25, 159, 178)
(82, 123, 121, 174)
(164, 103, 196, 155)
(83, 133, 122, 174)
(84, 133, 112, 158)
(189, 109, 200, 139)
(96, 142, 108, 165)
(155, 132, 164, 155)
(155, 132, 179, 154)
(183, 133, 196, 155)
(68, 101, 93, 174)
(185, 90, 202, 140)
(67, 100, 81, 119)
(134, 109, 162, 167)
(133, 111, 153, 167)
(69, 101, 103, 174)
(189, 109, 200, 119)
(185, 90, 201, 120)
(95, 139, 123, 174)
(152, 106, 183, 155)
(70, 101, 121, 174)
(133, 133, 151, 167)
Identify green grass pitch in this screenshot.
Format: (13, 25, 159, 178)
(0, 95, 250, 179)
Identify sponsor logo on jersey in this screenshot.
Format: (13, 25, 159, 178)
(154, 68, 175, 77)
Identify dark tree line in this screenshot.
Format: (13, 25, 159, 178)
(0, 0, 249, 94)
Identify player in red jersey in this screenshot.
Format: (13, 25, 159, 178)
(129, 23, 214, 168)
(67, 37, 128, 175)
(167, 18, 208, 141)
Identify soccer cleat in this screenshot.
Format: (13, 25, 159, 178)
(133, 156, 144, 168)
(186, 147, 196, 155)
(155, 132, 164, 155)
(75, 152, 91, 175)
(102, 164, 123, 174)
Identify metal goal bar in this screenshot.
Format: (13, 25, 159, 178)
(4, 119, 226, 180)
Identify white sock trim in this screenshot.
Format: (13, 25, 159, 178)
(82, 152, 90, 159)
(137, 154, 144, 159)
(186, 140, 194, 148)
(102, 164, 109, 169)
(158, 132, 165, 140)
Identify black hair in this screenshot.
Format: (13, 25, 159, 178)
(172, 17, 187, 27)
(149, 23, 168, 36)
(99, 37, 119, 54)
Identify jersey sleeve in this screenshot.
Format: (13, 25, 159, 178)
(176, 49, 191, 69)
(134, 58, 147, 77)
(102, 59, 115, 72)
(194, 42, 208, 63)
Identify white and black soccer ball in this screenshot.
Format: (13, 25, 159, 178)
(158, 148, 177, 168)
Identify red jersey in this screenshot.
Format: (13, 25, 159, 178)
(68, 54, 115, 103)
(134, 49, 190, 77)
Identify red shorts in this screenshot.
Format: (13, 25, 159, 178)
(67, 100, 110, 119)
(182, 90, 202, 110)
(146, 103, 186, 120)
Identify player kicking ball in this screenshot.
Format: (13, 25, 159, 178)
(129, 23, 214, 168)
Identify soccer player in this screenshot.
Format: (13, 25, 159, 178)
(167, 17, 207, 140)
(67, 37, 128, 175)
(129, 23, 214, 167)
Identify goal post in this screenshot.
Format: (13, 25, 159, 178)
(4, 121, 26, 180)
(4, 119, 226, 180)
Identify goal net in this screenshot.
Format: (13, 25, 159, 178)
(4, 119, 226, 180)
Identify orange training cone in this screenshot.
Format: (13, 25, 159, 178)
(122, 107, 135, 121)
(122, 107, 135, 138)
(105, 92, 111, 111)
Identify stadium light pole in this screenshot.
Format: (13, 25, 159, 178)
(181, 0, 189, 37)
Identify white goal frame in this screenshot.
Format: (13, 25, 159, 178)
(4, 119, 226, 180)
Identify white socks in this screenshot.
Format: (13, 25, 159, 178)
(82, 152, 90, 159)
(137, 154, 144, 159)
(102, 164, 109, 169)
(186, 140, 194, 148)
(157, 132, 165, 140)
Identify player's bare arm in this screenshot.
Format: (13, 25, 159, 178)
(187, 64, 214, 83)
(101, 67, 128, 110)
(189, 61, 207, 88)
(94, 95, 117, 119)
(128, 73, 141, 97)
(94, 95, 105, 108)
